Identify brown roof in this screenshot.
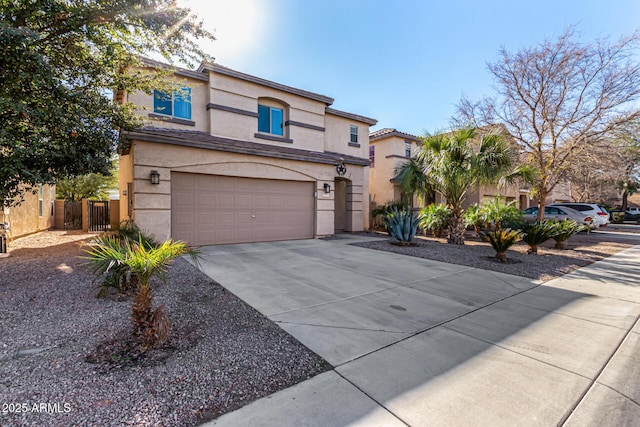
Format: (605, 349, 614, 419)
(122, 128, 370, 166)
(369, 128, 420, 142)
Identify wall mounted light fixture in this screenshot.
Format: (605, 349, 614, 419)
(323, 183, 331, 193)
(150, 170, 160, 185)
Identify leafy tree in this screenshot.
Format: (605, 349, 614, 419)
(416, 127, 517, 245)
(56, 161, 119, 201)
(458, 27, 640, 219)
(1, 0, 214, 207)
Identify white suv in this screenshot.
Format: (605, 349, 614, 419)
(547, 203, 609, 228)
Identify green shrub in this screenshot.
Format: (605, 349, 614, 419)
(611, 211, 625, 223)
(479, 197, 524, 230)
(520, 220, 558, 254)
(552, 219, 587, 249)
(419, 204, 451, 238)
(480, 228, 523, 262)
(463, 204, 482, 235)
(384, 207, 420, 245)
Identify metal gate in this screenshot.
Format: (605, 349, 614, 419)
(64, 201, 83, 230)
(87, 200, 110, 232)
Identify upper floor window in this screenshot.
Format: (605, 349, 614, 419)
(258, 105, 283, 136)
(369, 146, 375, 168)
(405, 141, 412, 158)
(350, 125, 358, 144)
(153, 87, 192, 120)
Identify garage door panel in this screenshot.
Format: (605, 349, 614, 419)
(172, 173, 314, 246)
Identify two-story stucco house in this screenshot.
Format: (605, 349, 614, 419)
(117, 61, 377, 246)
(368, 128, 422, 208)
(368, 126, 527, 212)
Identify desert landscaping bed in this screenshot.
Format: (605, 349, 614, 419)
(1, 229, 638, 426)
(0, 231, 329, 427)
(354, 230, 638, 282)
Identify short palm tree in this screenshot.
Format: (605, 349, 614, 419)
(553, 219, 587, 249)
(520, 221, 558, 254)
(480, 228, 523, 262)
(416, 127, 517, 244)
(84, 234, 200, 349)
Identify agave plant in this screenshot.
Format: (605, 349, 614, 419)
(419, 204, 451, 238)
(384, 207, 420, 245)
(371, 201, 408, 230)
(553, 219, 588, 249)
(520, 220, 559, 254)
(480, 228, 523, 262)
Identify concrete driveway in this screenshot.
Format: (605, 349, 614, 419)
(198, 234, 640, 426)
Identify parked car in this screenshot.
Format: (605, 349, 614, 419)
(627, 207, 640, 215)
(548, 203, 609, 227)
(608, 208, 640, 223)
(522, 206, 595, 228)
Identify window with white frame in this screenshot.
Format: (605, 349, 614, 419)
(258, 105, 284, 136)
(350, 125, 358, 144)
(153, 87, 192, 120)
(405, 141, 412, 158)
(369, 145, 375, 167)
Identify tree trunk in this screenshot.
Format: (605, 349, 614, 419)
(537, 188, 548, 221)
(496, 252, 507, 262)
(447, 207, 466, 245)
(527, 245, 538, 254)
(554, 239, 566, 249)
(622, 190, 629, 211)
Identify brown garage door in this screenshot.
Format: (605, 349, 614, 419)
(171, 173, 315, 246)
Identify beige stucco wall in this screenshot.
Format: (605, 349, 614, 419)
(118, 152, 134, 221)
(123, 140, 368, 241)
(208, 73, 327, 152)
(324, 114, 369, 159)
(4, 185, 55, 239)
(125, 77, 209, 133)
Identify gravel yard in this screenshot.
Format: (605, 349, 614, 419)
(1, 228, 638, 427)
(0, 231, 329, 427)
(354, 229, 639, 282)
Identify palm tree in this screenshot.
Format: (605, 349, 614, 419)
(416, 127, 517, 244)
(392, 157, 435, 207)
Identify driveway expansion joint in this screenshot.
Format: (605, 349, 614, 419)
(272, 320, 408, 334)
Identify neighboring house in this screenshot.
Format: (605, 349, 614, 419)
(117, 60, 377, 246)
(2, 184, 55, 240)
(368, 126, 526, 211)
(368, 128, 422, 207)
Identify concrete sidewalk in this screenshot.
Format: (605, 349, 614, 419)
(199, 235, 640, 427)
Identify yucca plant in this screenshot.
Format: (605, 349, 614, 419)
(384, 207, 420, 245)
(552, 219, 588, 249)
(480, 228, 523, 262)
(520, 220, 559, 254)
(419, 204, 451, 238)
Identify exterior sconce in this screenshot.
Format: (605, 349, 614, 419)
(150, 170, 160, 185)
(324, 183, 331, 193)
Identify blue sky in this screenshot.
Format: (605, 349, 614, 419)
(183, 0, 640, 135)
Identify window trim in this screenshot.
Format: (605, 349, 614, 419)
(153, 87, 192, 120)
(369, 145, 375, 168)
(350, 125, 358, 144)
(405, 141, 412, 158)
